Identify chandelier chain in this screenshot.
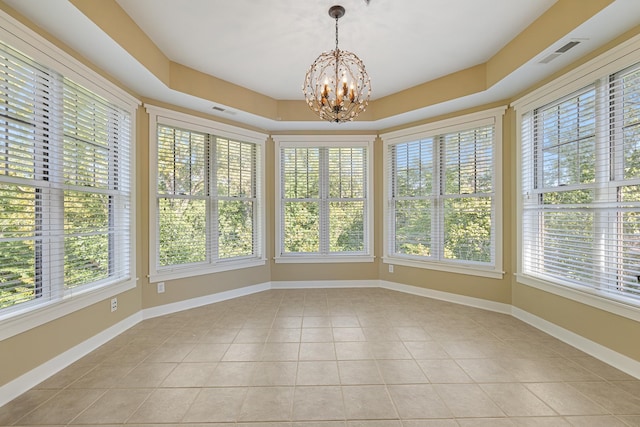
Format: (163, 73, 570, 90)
(335, 14, 339, 52)
(334, 14, 340, 100)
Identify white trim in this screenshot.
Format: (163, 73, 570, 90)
(380, 106, 507, 143)
(142, 282, 271, 320)
(149, 258, 267, 283)
(492, 111, 504, 278)
(0, 111, 138, 339)
(380, 280, 512, 314)
(512, 307, 640, 379)
(515, 274, 640, 323)
(271, 280, 377, 289)
(381, 107, 505, 275)
(382, 256, 504, 279)
(146, 105, 268, 282)
(274, 255, 375, 264)
(513, 35, 640, 320)
(0, 311, 142, 407)
(272, 134, 376, 147)
(0, 9, 139, 339)
(145, 104, 268, 144)
(0, 10, 138, 109)
(0, 280, 137, 341)
(2, 279, 639, 406)
(273, 135, 375, 260)
(512, 32, 640, 113)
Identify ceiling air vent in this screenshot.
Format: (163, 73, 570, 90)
(556, 41, 581, 53)
(539, 40, 582, 64)
(212, 105, 238, 116)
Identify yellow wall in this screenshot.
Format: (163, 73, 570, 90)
(1, 0, 640, 392)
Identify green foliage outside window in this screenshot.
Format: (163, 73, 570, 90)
(280, 146, 368, 255)
(156, 125, 260, 268)
(391, 126, 495, 264)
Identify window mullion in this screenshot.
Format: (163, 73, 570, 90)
(319, 147, 330, 254)
(208, 135, 217, 263)
(47, 74, 64, 299)
(107, 111, 117, 278)
(433, 136, 444, 260)
(252, 143, 260, 260)
(389, 145, 397, 256)
(594, 77, 614, 289)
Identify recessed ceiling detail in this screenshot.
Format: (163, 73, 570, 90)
(3, 0, 640, 131)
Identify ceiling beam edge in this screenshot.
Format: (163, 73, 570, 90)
(69, 0, 171, 86)
(486, 0, 615, 88)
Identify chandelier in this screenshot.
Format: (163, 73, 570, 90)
(303, 5, 372, 123)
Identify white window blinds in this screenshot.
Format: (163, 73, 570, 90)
(0, 41, 132, 313)
(442, 127, 494, 262)
(157, 126, 207, 266)
(391, 139, 434, 257)
(388, 124, 496, 266)
(216, 137, 258, 259)
(156, 124, 261, 270)
(520, 61, 640, 303)
(278, 142, 370, 258)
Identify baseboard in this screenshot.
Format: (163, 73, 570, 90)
(3, 279, 638, 408)
(0, 311, 142, 407)
(271, 280, 377, 289)
(0, 282, 271, 407)
(512, 307, 640, 379)
(142, 282, 271, 320)
(380, 280, 512, 314)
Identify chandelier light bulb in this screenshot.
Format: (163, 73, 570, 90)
(303, 5, 372, 123)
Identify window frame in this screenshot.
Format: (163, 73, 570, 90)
(147, 105, 267, 282)
(0, 10, 138, 340)
(513, 32, 640, 320)
(380, 107, 505, 279)
(273, 135, 375, 263)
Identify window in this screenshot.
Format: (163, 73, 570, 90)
(381, 108, 504, 278)
(148, 106, 266, 281)
(274, 135, 374, 262)
(0, 39, 135, 317)
(519, 60, 640, 305)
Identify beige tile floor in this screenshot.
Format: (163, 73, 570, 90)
(2, 287, 640, 426)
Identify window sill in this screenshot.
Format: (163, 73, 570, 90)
(275, 255, 375, 264)
(150, 258, 267, 283)
(0, 278, 137, 341)
(382, 256, 504, 279)
(515, 273, 640, 322)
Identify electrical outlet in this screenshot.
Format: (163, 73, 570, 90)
(110, 297, 118, 312)
(389, 264, 394, 273)
(157, 282, 165, 294)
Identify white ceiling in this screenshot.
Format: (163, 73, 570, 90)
(115, 0, 556, 101)
(3, 0, 640, 131)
